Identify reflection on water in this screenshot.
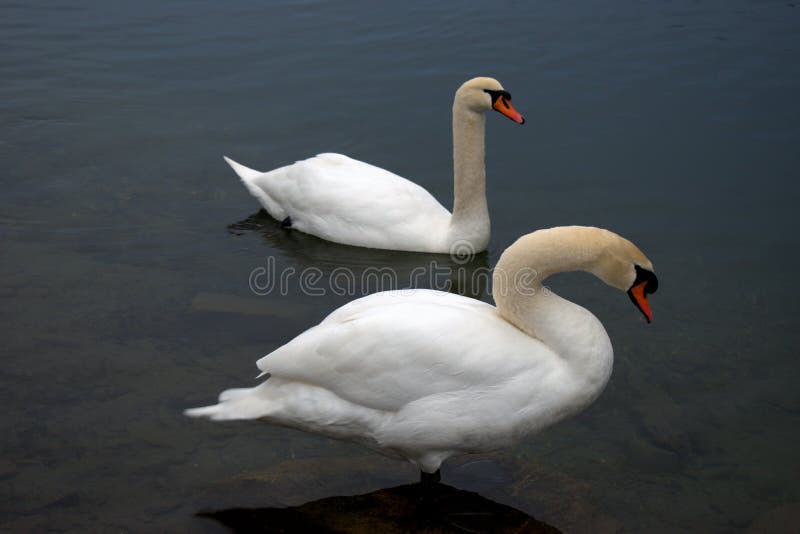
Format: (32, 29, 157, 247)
(200, 481, 559, 534)
(229, 210, 491, 300)
(187, 449, 617, 533)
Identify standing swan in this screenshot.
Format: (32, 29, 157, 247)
(224, 77, 525, 253)
(186, 226, 658, 479)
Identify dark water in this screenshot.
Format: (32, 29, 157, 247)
(2, 0, 799, 531)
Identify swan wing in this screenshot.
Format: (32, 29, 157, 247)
(257, 289, 557, 413)
(233, 154, 452, 251)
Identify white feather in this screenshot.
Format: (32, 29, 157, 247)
(185, 227, 657, 473)
(224, 77, 525, 253)
(227, 153, 451, 252)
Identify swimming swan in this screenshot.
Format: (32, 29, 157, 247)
(223, 77, 525, 253)
(186, 226, 658, 478)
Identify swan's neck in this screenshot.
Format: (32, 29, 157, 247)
(493, 227, 615, 391)
(448, 106, 489, 248)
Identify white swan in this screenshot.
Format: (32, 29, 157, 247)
(186, 226, 658, 477)
(224, 77, 525, 253)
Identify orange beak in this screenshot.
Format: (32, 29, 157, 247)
(627, 281, 653, 323)
(493, 96, 525, 124)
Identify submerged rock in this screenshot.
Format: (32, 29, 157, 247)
(199, 481, 560, 533)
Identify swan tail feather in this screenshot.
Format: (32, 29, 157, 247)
(223, 156, 262, 181)
(218, 387, 253, 402)
(183, 404, 224, 419)
(184, 386, 274, 421)
(224, 156, 287, 220)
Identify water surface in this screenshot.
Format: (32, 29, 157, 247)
(2, 0, 799, 531)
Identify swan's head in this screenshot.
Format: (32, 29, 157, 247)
(592, 230, 659, 323)
(496, 226, 659, 323)
(456, 77, 525, 124)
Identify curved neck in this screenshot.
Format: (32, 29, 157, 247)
(492, 227, 614, 374)
(449, 105, 489, 243)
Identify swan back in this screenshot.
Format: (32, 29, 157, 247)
(238, 153, 453, 252)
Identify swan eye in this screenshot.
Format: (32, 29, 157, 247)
(632, 265, 658, 294)
(483, 89, 512, 104)
(627, 265, 658, 323)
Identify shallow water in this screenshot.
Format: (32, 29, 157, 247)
(2, 0, 799, 531)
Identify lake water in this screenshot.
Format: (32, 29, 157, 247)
(2, 0, 799, 531)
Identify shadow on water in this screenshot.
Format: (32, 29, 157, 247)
(229, 210, 492, 300)
(199, 481, 560, 534)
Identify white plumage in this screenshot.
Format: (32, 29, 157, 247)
(186, 227, 658, 474)
(227, 153, 452, 253)
(224, 77, 525, 253)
